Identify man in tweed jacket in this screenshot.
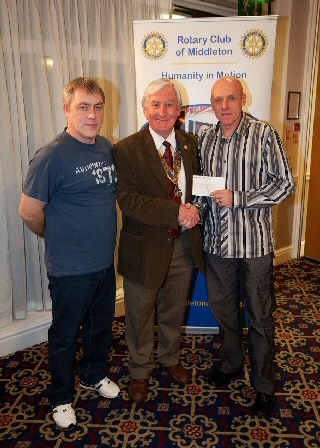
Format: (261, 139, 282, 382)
(114, 78, 204, 402)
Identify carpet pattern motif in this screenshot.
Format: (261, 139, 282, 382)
(1, 257, 320, 447)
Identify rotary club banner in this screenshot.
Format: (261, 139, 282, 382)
(133, 16, 278, 332)
(134, 16, 278, 133)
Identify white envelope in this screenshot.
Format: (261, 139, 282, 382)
(192, 175, 225, 197)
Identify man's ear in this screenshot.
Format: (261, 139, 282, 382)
(143, 107, 147, 118)
(63, 103, 70, 117)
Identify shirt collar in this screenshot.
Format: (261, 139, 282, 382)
(215, 112, 253, 139)
(149, 127, 176, 152)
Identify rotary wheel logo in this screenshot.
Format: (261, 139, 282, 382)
(141, 31, 168, 60)
(240, 29, 268, 59)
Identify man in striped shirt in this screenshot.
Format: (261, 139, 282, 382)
(198, 76, 295, 417)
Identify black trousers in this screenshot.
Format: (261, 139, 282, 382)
(205, 252, 276, 395)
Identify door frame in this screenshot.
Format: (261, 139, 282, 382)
(292, 0, 320, 258)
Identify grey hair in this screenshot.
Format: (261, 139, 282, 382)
(63, 77, 105, 106)
(141, 78, 182, 109)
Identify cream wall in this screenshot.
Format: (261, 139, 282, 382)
(269, 0, 318, 263)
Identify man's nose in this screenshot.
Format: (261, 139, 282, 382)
(222, 98, 229, 108)
(88, 107, 97, 117)
(158, 104, 167, 115)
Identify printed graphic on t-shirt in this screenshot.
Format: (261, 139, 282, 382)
(76, 161, 116, 185)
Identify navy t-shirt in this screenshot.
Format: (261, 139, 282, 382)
(23, 131, 117, 276)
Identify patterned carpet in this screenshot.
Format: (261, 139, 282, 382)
(1, 257, 320, 447)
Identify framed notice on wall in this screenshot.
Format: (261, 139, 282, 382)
(287, 91, 301, 119)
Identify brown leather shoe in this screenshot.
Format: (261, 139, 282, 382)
(162, 364, 190, 385)
(128, 379, 149, 402)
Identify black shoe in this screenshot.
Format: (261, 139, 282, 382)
(253, 392, 275, 418)
(208, 368, 242, 387)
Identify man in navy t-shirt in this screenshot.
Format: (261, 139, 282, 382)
(20, 77, 119, 429)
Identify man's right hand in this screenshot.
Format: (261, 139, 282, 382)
(178, 203, 200, 229)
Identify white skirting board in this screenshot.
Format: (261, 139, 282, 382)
(0, 245, 293, 357)
(0, 290, 125, 358)
(0, 310, 52, 357)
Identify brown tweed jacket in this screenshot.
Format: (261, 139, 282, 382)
(113, 126, 204, 289)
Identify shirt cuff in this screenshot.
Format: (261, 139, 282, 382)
(233, 191, 247, 208)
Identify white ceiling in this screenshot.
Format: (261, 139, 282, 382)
(198, 0, 238, 7)
(174, 0, 238, 16)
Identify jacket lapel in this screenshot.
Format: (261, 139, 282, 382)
(177, 131, 193, 199)
(142, 128, 168, 193)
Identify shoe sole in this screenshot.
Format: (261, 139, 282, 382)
(128, 395, 147, 402)
(80, 383, 119, 398)
(162, 367, 190, 385)
(55, 422, 77, 430)
(208, 368, 243, 387)
(253, 398, 275, 418)
(253, 410, 273, 419)
(253, 404, 275, 419)
(164, 375, 190, 385)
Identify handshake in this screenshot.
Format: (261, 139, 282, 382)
(178, 203, 200, 229)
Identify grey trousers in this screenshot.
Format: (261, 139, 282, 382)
(205, 252, 276, 395)
(124, 231, 194, 379)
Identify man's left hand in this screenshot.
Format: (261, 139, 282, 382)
(210, 189, 233, 208)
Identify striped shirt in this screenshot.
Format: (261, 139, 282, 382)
(198, 112, 295, 258)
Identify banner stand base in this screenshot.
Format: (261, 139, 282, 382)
(182, 326, 219, 335)
(182, 326, 248, 335)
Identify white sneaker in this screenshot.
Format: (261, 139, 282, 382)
(52, 403, 76, 428)
(80, 376, 120, 398)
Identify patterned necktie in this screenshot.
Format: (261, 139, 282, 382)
(163, 140, 181, 238)
(220, 208, 228, 257)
